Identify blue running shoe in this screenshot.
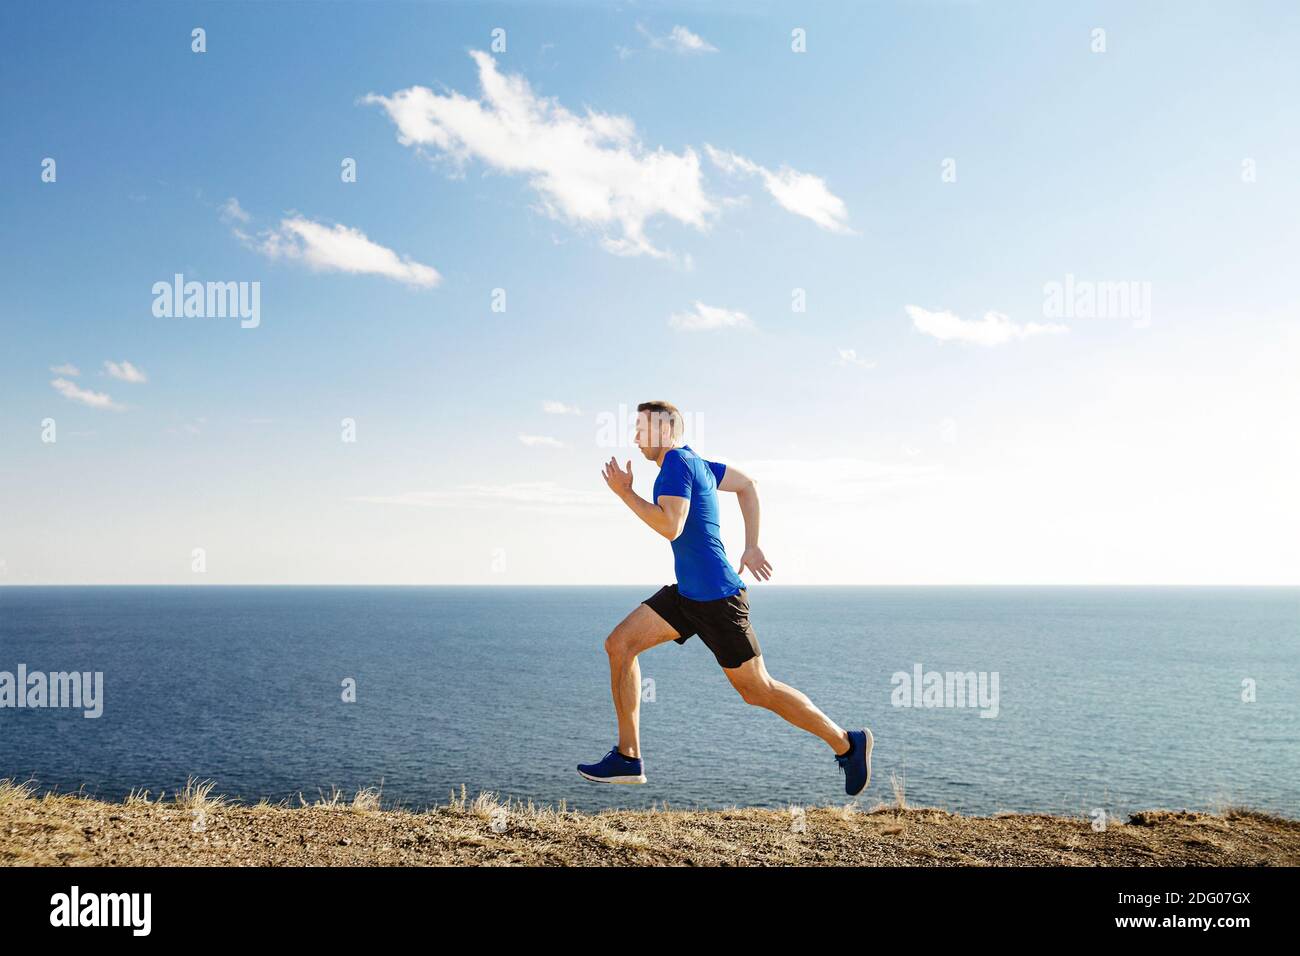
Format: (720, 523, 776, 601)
(577, 745, 646, 784)
(835, 729, 873, 796)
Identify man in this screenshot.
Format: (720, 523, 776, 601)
(578, 400, 873, 796)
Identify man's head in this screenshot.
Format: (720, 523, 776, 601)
(634, 400, 683, 460)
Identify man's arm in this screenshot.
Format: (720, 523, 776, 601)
(716, 463, 773, 581)
(601, 457, 688, 540)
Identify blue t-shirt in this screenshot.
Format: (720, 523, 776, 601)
(652, 445, 746, 602)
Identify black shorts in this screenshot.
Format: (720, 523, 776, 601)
(642, 584, 762, 669)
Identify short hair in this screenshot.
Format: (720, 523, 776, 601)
(637, 400, 683, 441)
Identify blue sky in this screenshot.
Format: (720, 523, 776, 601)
(2, 0, 1298, 584)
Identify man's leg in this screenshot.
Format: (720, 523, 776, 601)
(723, 655, 852, 755)
(605, 603, 682, 758)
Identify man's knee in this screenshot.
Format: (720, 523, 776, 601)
(732, 676, 774, 707)
(604, 625, 635, 662)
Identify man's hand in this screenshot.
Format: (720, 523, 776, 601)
(603, 457, 685, 539)
(737, 546, 772, 581)
(601, 456, 634, 499)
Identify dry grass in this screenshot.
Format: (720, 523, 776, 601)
(0, 779, 39, 808)
(175, 777, 226, 813)
(2, 777, 1296, 867)
(889, 770, 907, 809)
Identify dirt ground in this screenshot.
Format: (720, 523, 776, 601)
(3, 779, 1297, 866)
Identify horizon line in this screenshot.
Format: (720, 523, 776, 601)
(1, 583, 1296, 589)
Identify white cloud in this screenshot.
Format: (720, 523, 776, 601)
(365, 51, 719, 260)
(365, 53, 851, 257)
(253, 216, 441, 288)
(835, 348, 876, 369)
(51, 378, 120, 410)
(542, 400, 581, 415)
(669, 301, 751, 331)
(906, 305, 1067, 346)
(518, 434, 565, 448)
(706, 145, 852, 234)
(352, 482, 610, 513)
(744, 458, 940, 501)
(219, 197, 250, 224)
(637, 23, 719, 54)
(49, 363, 79, 376)
(104, 360, 147, 383)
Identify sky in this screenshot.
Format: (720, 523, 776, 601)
(1, 0, 1298, 585)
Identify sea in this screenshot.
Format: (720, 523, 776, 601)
(1, 586, 1296, 817)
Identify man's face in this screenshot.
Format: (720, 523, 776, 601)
(634, 410, 670, 460)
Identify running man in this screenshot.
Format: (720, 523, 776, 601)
(578, 400, 873, 796)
